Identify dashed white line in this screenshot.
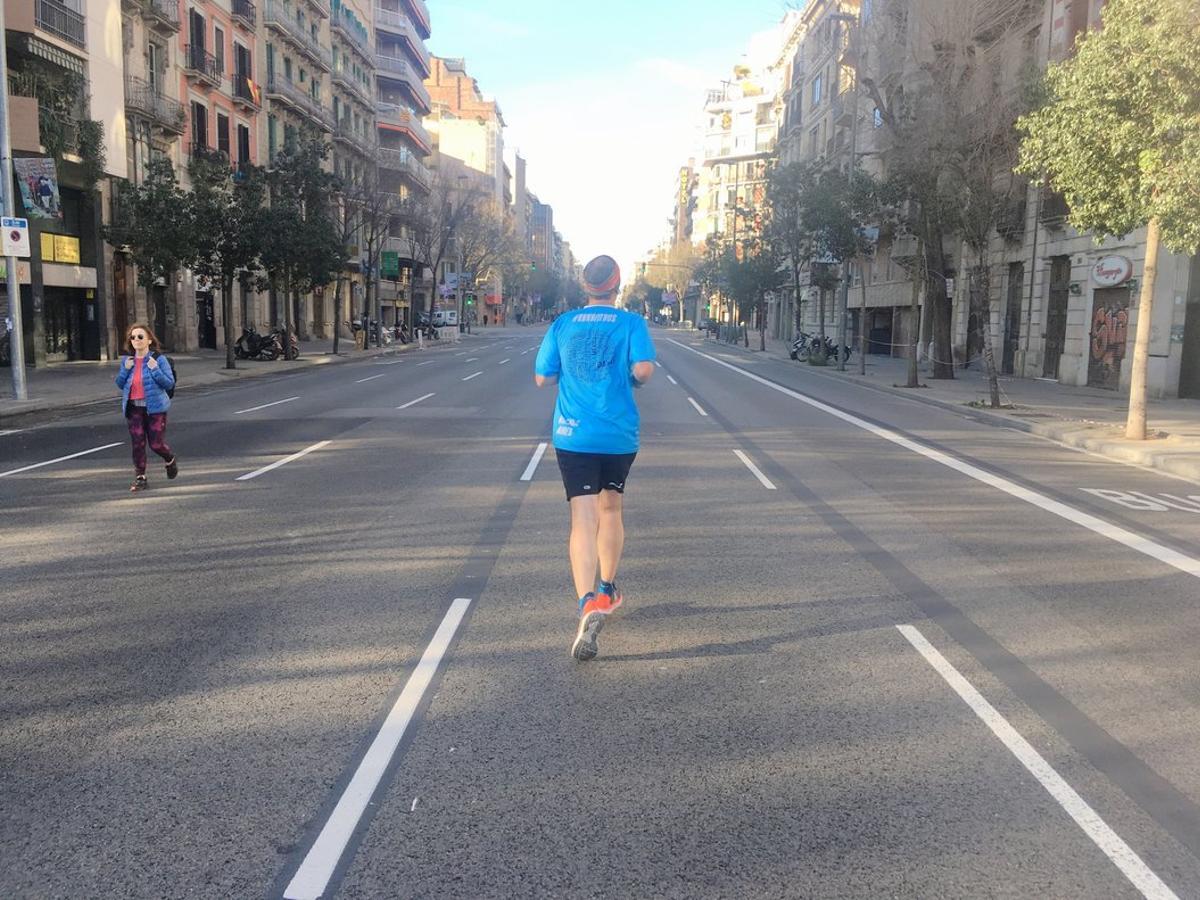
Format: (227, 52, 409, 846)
(234, 396, 299, 415)
(687, 397, 708, 417)
(397, 392, 435, 409)
(454, 351, 468, 356)
(283, 598, 474, 900)
(520, 348, 534, 355)
(667, 374, 678, 385)
(373, 360, 405, 366)
(355, 373, 387, 384)
(521, 442, 548, 481)
(499, 358, 511, 365)
(462, 371, 483, 381)
(235, 440, 331, 481)
(898, 624, 1179, 900)
(733, 449, 776, 489)
(655, 361, 662, 368)
(465, 357, 479, 362)
(417, 360, 435, 367)
(0, 442, 123, 478)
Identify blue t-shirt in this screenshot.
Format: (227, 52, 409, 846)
(535, 306, 656, 453)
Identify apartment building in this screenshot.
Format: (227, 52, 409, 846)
(3, 0, 127, 365)
(374, 0, 432, 330)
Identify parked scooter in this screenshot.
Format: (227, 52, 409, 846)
(235, 326, 279, 360)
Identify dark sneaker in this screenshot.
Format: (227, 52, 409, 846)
(571, 593, 613, 661)
(598, 581, 623, 612)
(165, 457, 179, 479)
(130, 475, 148, 492)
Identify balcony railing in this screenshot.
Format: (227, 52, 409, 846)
(375, 55, 431, 112)
(376, 101, 431, 152)
(377, 147, 430, 189)
(125, 77, 186, 134)
(304, 0, 331, 18)
(144, 0, 180, 32)
(334, 120, 377, 156)
(401, 0, 429, 36)
(266, 74, 335, 130)
(373, 7, 431, 74)
(232, 73, 262, 108)
(185, 44, 223, 86)
(263, 0, 332, 70)
(331, 8, 372, 58)
(231, 0, 256, 28)
(36, 0, 86, 49)
(332, 67, 373, 109)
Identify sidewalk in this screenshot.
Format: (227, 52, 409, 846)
(0, 331, 476, 425)
(700, 329, 1200, 482)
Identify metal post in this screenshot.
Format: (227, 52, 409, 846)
(836, 14, 860, 372)
(1, 5, 29, 400)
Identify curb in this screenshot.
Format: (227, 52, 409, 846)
(704, 336, 1200, 483)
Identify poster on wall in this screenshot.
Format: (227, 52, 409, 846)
(13, 158, 63, 221)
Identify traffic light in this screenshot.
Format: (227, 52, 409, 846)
(530, 260, 537, 270)
(466, 294, 475, 306)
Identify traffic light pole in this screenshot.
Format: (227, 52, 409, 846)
(1, 6, 29, 400)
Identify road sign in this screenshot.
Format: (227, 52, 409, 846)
(1, 217, 31, 258)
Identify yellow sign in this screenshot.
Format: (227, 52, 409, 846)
(54, 235, 81, 264)
(41, 232, 54, 259)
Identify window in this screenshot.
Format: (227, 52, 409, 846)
(268, 114, 277, 157)
(267, 43, 275, 79)
(284, 57, 293, 80)
(214, 25, 225, 73)
(237, 123, 251, 166)
(147, 41, 163, 91)
(217, 113, 230, 156)
(235, 43, 251, 78)
(191, 101, 208, 148)
(811, 74, 823, 105)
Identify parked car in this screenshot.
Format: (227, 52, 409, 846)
(432, 309, 458, 327)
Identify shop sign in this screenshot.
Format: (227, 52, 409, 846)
(1091, 255, 1133, 287)
(1, 217, 30, 257)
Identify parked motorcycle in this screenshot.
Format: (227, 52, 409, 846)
(235, 326, 279, 360)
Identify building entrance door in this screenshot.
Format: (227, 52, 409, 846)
(1180, 257, 1200, 399)
(1043, 255, 1070, 378)
(197, 292, 217, 349)
(1087, 286, 1131, 390)
(1002, 262, 1024, 375)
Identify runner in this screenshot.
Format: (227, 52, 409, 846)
(534, 255, 656, 661)
(115, 323, 177, 493)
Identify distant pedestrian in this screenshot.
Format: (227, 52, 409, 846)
(534, 255, 656, 661)
(115, 323, 177, 493)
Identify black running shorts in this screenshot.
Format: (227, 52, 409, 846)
(555, 449, 637, 501)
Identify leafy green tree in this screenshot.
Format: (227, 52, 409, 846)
(104, 156, 192, 299)
(766, 162, 819, 336)
(187, 149, 266, 369)
(1018, 0, 1200, 438)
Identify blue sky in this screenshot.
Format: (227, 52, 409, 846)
(427, 0, 795, 281)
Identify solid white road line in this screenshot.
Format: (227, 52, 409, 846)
(283, 598, 474, 900)
(462, 371, 483, 381)
(521, 442, 548, 481)
(397, 392, 435, 410)
(354, 373, 387, 384)
(733, 449, 776, 490)
(499, 358, 511, 365)
(234, 396, 299, 415)
(671, 339, 1200, 582)
(666, 374, 678, 385)
(687, 397, 709, 417)
(373, 360, 405, 366)
(0, 429, 23, 437)
(0, 442, 123, 478)
(235, 440, 331, 481)
(898, 624, 1179, 900)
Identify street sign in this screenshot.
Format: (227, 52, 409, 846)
(1, 217, 31, 258)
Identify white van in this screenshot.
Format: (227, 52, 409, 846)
(432, 309, 459, 327)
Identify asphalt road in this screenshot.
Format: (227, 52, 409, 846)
(3, 325, 1199, 899)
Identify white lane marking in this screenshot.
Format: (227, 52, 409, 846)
(462, 371, 483, 381)
(733, 449, 776, 489)
(234, 396, 299, 415)
(454, 351, 468, 356)
(355, 373, 387, 384)
(520, 348, 534, 355)
(671, 339, 1200, 582)
(397, 392, 435, 410)
(687, 397, 708, 417)
(1081, 489, 1200, 514)
(235, 440, 331, 481)
(374, 360, 405, 366)
(417, 360, 435, 367)
(521, 442, 548, 481)
(283, 598, 473, 900)
(0, 442, 123, 478)
(655, 361, 662, 368)
(465, 357, 479, 362)
(503, 345, 512, 349)
(499, 358, 511, 365)
(666, 374, 678, 385)
(898, 624, 1179, 900)
(0, 429, 23, 437)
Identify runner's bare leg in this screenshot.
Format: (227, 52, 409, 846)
(597, 489, 624, 585)
(568, 495, 600, 598)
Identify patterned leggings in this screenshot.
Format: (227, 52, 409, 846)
(126, 407, 173, 475)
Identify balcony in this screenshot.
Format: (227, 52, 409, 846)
(231, 0, 256, 30)
(373, 6, 431, 75)
(144, 0, 180, 33)
(331, 67, 374, 109)
(35, 0, 86, 49)
(376, 101, 430, 153)
(375, 54, 431, 113)
(378, 147, 430, 190)
(232, 73, 262, 110)
(184, 45, 223, 88)
(331, 8, 373, 61)
(266, 74, 335, 131)
(334, 120, 377, 157)
(401, 0, 430, 38)
(263, 0, 332, 71)
(303, 0, 331, 18)
(125, 77, 186, 135)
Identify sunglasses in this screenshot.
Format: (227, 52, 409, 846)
(130, 334, 148, 341)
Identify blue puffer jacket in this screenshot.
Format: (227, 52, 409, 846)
(115, 353, 175, 415)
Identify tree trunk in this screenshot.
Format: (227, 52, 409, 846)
(1125, 216, 1161, 440)
(818, 287, 826, 340)
(906, 247, 922, 388)
(331, 275, 344, 355)
(223, 274, 236, 370)
(759, 297, 766, 351)
(976, 263, 1001, 408)
(924, 227, 954, 379)
(283, 273, 293, 357)
(792, 263, 803, 334)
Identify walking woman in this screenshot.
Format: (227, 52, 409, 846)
(115, 322, 178, 492)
